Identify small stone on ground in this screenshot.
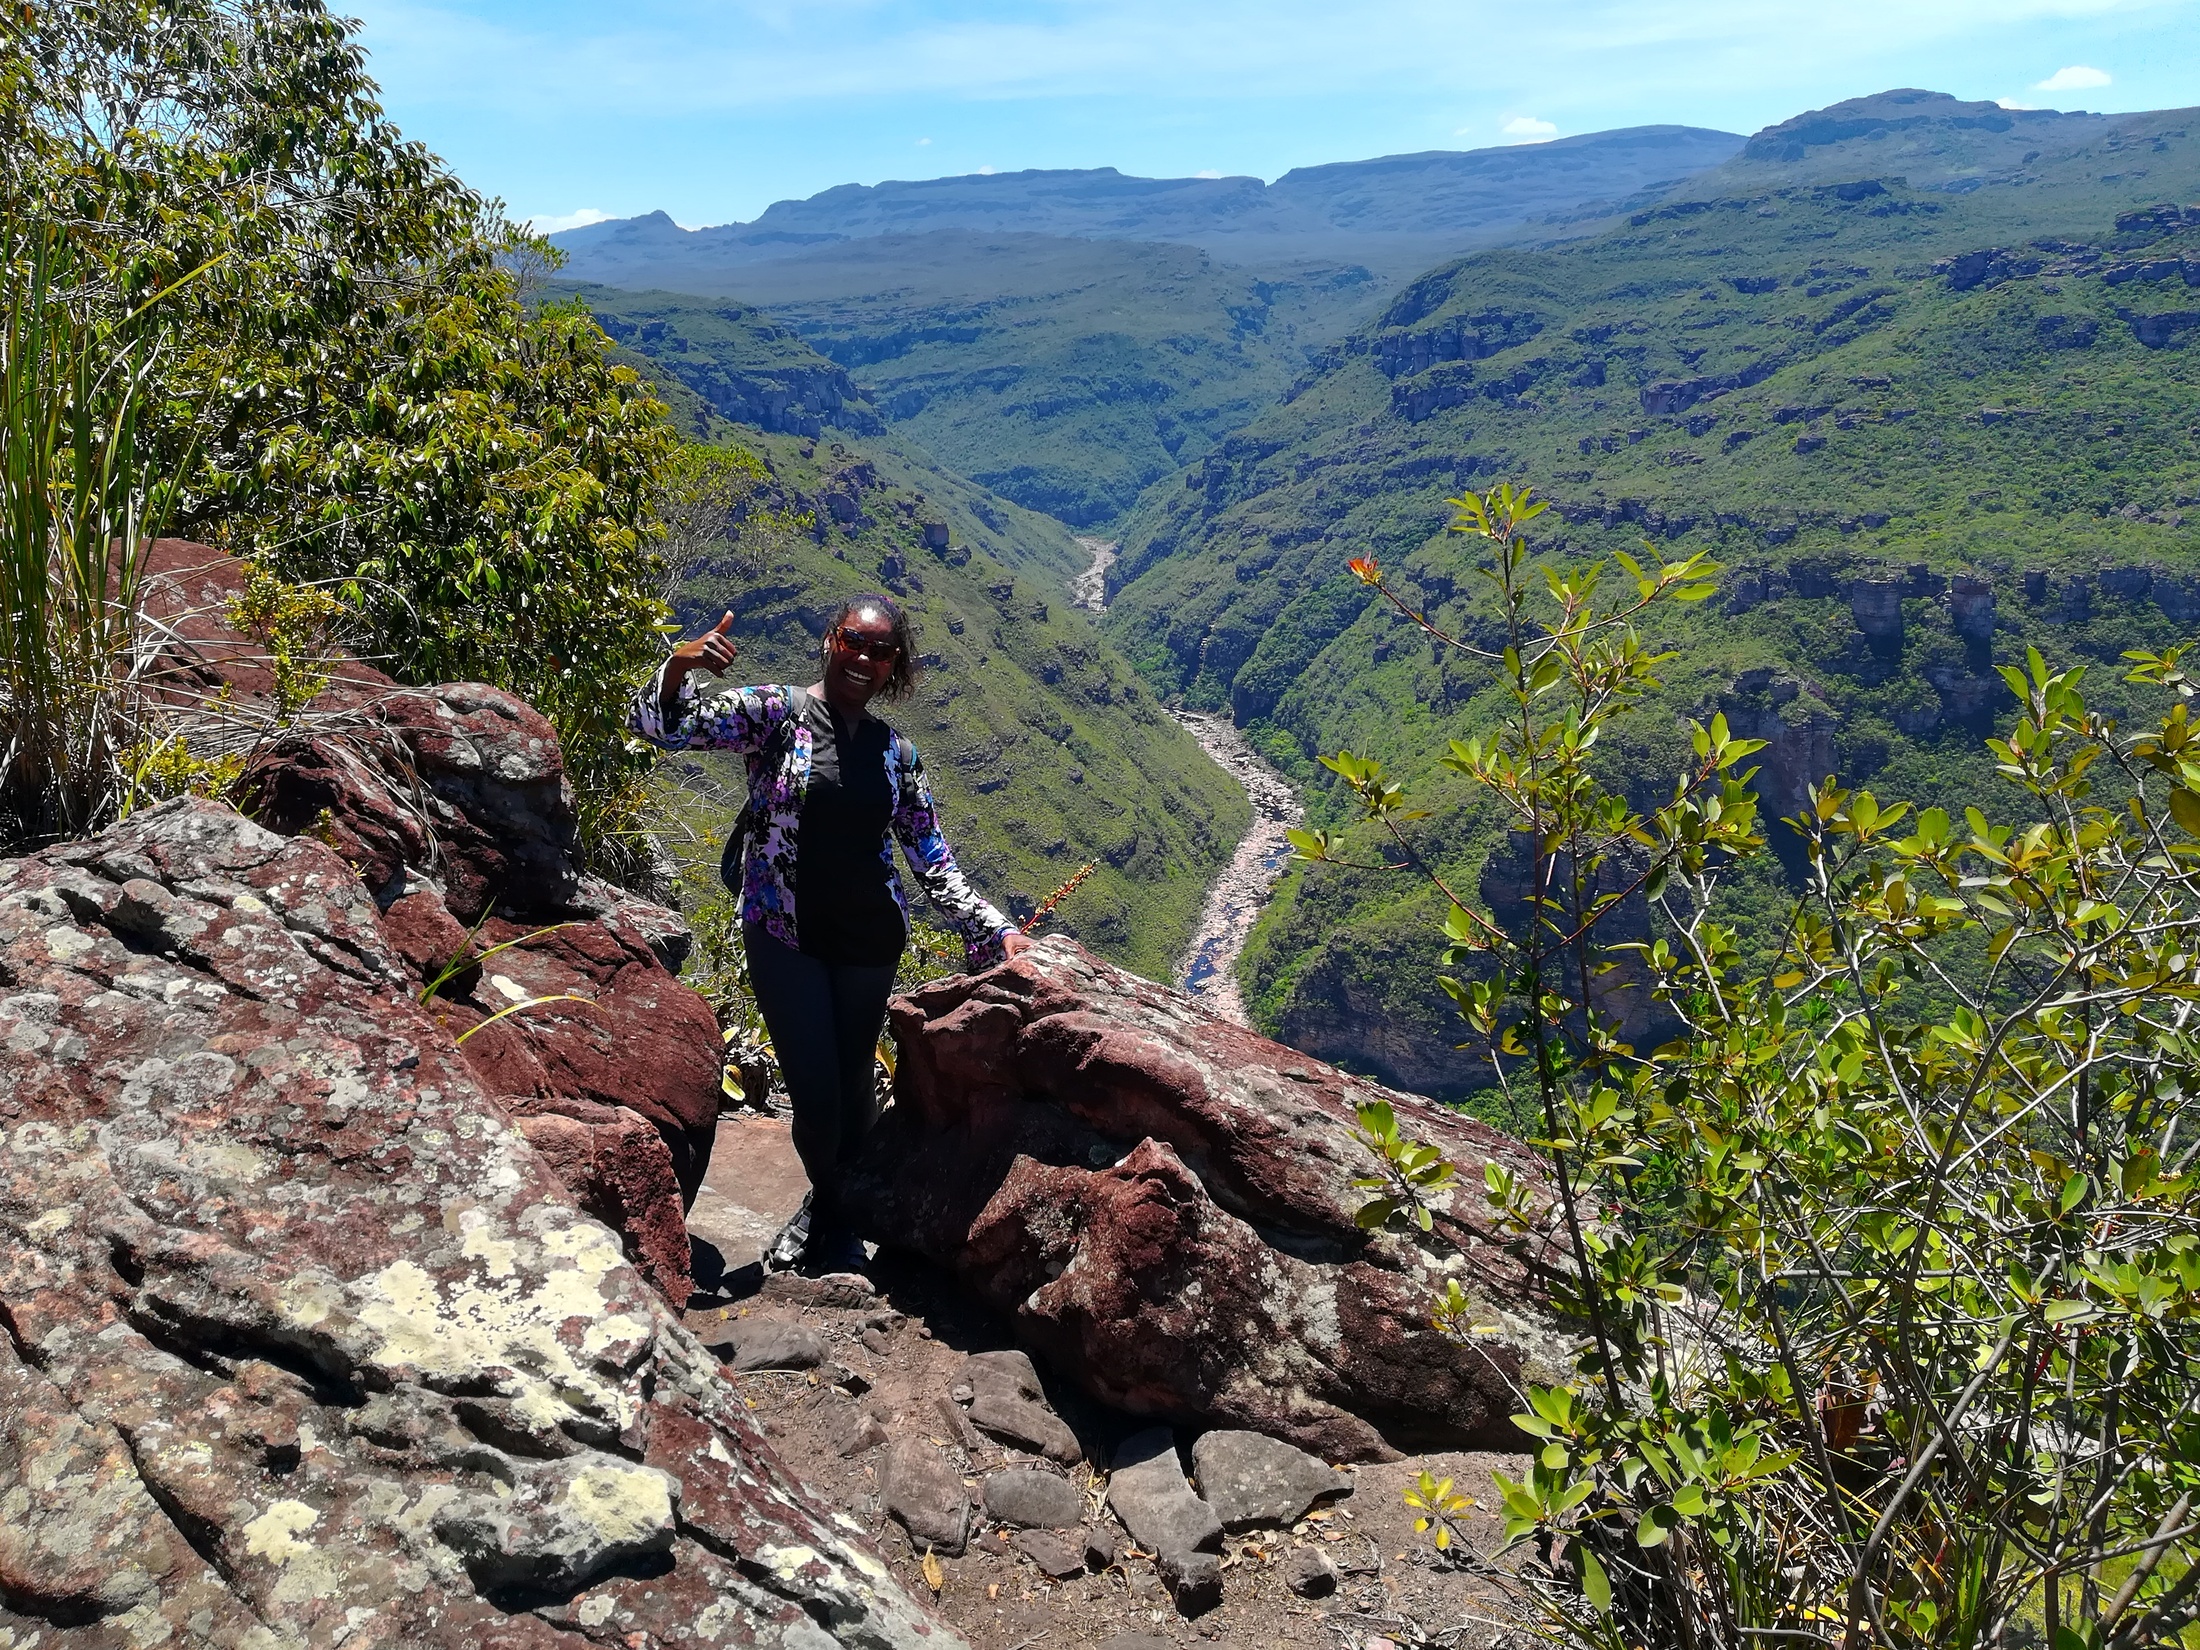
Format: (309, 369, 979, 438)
(834, 1408, 888, 1457)
(704, 1315, 829, 1372)
(1107, 1427, 1224, 1613)
(761, 1269, 878, 1308)
(963, 1348, 1044, 1400)
(1283, 1544, 1340, 1597)
(968, 1390, 1082, 1464)
(983, 1467, 1084, 1529)
(1191, 1428, 1353, 1531)
(881, 1437, 970, 1556)
(1013, 1529, 1087, 1579)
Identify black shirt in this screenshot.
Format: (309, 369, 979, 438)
(795, 693, 907, 965)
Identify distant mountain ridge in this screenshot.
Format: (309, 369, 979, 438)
(551, 126, 1748, 525)
(1719, 89, 2116, 185)
(550, 125, 1745, 280)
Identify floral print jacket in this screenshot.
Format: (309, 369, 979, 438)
(629, 665, 1014, 968)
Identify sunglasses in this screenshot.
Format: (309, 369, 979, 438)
(833, 628, 899, 663)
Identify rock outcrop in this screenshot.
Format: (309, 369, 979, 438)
(846, 941, 1566, 1463)
(0, 799, 956, 1647)
(137, 542, 722, 1293)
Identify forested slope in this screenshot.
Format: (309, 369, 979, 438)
(564, 242, 1379, 526)
(1103, 90, 2200, 1097)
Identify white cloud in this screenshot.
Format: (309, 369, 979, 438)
(1194, 168, 1223, 178)
(1996, 98, 2040, 110)
(976, 163, 997, 174)
(1502, 115, 1559, 142)
(525, 206, 612, 233)
(916, 136, 932, 145)
(2035, 64, 2111, 90)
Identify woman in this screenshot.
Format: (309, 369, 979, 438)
(630, 595, 1030, 1275)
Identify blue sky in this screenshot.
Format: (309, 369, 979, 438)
(345, 0, 2200, 232)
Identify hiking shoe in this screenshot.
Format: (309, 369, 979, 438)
(762, 1192, 813, 1274)
(796, 1227, 870, 1278)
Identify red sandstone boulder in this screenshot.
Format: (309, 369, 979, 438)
(239, 680, 583, 921)
(425, 892, 727, 1205)
(847, 940, 1570, 1462)
(505, 1097, 694, 1307)
(131, 541, 722, 1279)
(140, 536, 401, 709)
(0, 799, 954, 1648)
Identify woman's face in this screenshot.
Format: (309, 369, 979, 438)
(823, 605, 899, 706)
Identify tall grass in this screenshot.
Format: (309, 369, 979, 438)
(0, 230, 189, 849)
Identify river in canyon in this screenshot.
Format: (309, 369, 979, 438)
(1069, 535, 1117, 612)
(1068, 536, 1303, 1025)
(1168, 710, 1303, 1025)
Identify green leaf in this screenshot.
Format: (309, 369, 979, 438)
(1580, 1546, 1611, 1614)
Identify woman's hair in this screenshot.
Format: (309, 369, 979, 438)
(822, 593, 921, 702)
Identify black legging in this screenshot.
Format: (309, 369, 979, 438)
(743, 925, 898, 1239)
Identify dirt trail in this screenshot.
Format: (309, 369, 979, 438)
(1169, 711, 1303, 1027)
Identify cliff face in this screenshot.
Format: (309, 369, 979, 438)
(1102, 95, 2200, 1099)
(578, 284, 885, 438)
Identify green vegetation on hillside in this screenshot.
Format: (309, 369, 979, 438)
(571, 234, 1385, 527)
(560, 282, 887, 440)
(1105, 95, 2200, 1097)
(643, 417, 1246, 982)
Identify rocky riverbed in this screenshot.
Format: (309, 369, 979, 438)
(1169, 711, 1304, 1026)
(1067, 531, 1304, 1025)
(1071, 535, 1119, 612)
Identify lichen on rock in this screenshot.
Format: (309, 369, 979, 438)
(0, 798, 959, 1648)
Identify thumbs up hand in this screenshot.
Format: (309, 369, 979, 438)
(662, 612, 739, 706)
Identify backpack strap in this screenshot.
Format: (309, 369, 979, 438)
(719, 689, 806, 895)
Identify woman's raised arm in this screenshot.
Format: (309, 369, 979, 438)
(626, 612, 789, 753)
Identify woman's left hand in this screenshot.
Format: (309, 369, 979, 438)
(1000, 930, 1034, 959)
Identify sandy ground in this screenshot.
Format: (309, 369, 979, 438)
(682, 1114, 1531, 1650)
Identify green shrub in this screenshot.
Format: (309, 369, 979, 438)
(1305, 484, 2200, 1647)
(2, 0, 682, 874)
(0, 230, 194, 848)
